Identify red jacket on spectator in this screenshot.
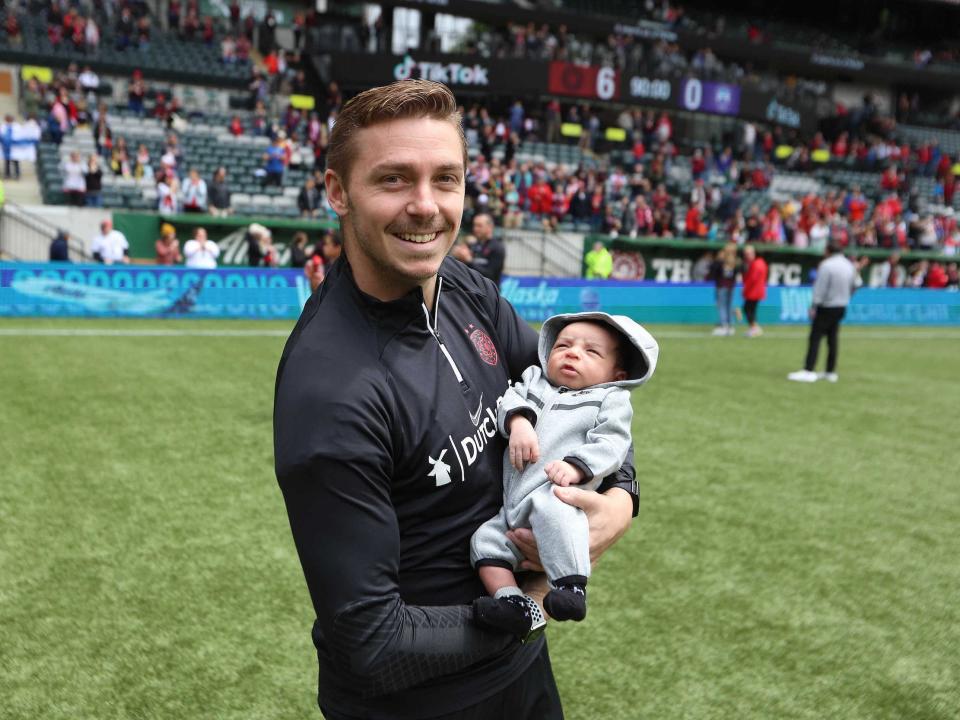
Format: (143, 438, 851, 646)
(742, 255, 768, 301)
(925, 263, 948, 289)
(880, 167, 900, 191)
(526, 181, 553, 215)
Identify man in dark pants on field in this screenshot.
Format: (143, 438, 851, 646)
(451, 211, 506, 287)
(273, 80, 638, 720)
(788, 241, 859, 383)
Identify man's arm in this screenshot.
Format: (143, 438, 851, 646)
(275, 370, 513, 698)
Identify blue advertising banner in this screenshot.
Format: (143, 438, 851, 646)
(3, 265, 959, 324)
(0, 263, 309, 319)
(500, 278, 960, 326)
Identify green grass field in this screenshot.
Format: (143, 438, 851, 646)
(2, 318, 958, 720)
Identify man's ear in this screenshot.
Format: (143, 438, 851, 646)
(325, 169, 349, 217)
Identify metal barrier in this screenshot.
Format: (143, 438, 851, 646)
(0, 202, 90, 262)
(502, 228, 584, 277)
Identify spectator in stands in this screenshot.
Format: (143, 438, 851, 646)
(61, 150, 86, 206)
(83, 154, 103, 207)
(182, 168, 208, 213)
(127, 70, 146, 116)
(0, 115, 16, 180)
(133, 143, 152, 181)
(208, 167, 231, 217)
(290, 231, 310, 268)
(157, 173, 180, 215)
(709, 241, 738, 336)
(155, 223, 183, 265)
(741, 245, 768, 337)
(297, 177, 322, 218)
(110, 138, 132, 178)
(85, 17, 100, 52)
(262, 134, 286, 187)
(183, 227, 220, 269)
(91, 219, 130, 264)
(49, 230, 70, 262)
(4, 12, 22, 47)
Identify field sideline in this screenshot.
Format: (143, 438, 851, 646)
(2, 318, 958, 720)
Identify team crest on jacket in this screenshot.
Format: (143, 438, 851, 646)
(466, 324, 498, 366)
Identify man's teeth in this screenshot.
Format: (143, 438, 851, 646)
(396, 232, 437, 243)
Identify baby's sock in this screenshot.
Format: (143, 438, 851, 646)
(543, 576, 588, 622)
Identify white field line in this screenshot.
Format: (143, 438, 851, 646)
(0, 328, 959, 339)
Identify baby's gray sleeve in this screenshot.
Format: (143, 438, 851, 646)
(563, 389, 634, 482)
(497, 365, 543, 436)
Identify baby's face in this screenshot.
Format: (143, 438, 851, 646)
(546, 321, 626, 390)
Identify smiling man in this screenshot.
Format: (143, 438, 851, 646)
(273, 80, 639, 720)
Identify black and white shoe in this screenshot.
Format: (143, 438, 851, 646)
(473, 593, 546, 643)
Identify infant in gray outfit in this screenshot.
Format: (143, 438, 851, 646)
(471, 311, 658, 637)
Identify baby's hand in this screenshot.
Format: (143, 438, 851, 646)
(545, 460, 584, 487)
(508, 416, 539, 471)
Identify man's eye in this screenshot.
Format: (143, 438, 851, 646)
(382, 175, 403, 184)
(437, 175, 460, 184)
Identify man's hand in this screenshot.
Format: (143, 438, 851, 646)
(506, 486, 633, 571)
(508, 416, 539, 471)
(544, 460, 583, 486)
(450, 243, 472, 262)
(808, 307, 816, 320)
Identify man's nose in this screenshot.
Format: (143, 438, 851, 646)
(406, 181, 439, 217)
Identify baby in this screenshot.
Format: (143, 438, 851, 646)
(471, 312, 659, 638)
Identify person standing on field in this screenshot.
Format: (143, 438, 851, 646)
(741, 244, 767, 337)
(788, 241, 859, 383)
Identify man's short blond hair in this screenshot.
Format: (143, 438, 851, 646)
(326, 80, 467, 188)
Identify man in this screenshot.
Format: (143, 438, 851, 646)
(90, 219, 129, 264)
(297, 176, 322, 218)
(740, 244, 767, 337)
(273, 80, 638, 720)
(183, 227, 219, 269)
(788, 241, 859, 383)
(584, 240, 613, 279)
(451, 212, 505, 287)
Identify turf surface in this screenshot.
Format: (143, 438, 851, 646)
(1, 319, 958, 719)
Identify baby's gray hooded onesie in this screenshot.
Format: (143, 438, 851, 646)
(470, 312, 659, 586)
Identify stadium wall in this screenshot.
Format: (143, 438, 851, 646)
(3, 263, 958, 325)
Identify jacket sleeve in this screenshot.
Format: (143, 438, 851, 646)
(497, 365, 542, 436)
(275, 367, 513, 698)
(563, 389, 634, 483)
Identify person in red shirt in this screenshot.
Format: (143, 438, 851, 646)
(741, 244, 768, 337)
(525, 177, 554, 217)
(924, 262, 948, 289)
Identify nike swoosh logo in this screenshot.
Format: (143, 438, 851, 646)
(469, 394, 484, 427)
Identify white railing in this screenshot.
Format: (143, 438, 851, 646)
(0, 203, 90, 262)
(502, 228, 585, 277)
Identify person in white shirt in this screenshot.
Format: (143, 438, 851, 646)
(183, 227, 220, 269)
(181, 168, 208, 213)
(90, 219, 129, 264)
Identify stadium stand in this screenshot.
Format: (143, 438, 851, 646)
(2, 0, 959, 275)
